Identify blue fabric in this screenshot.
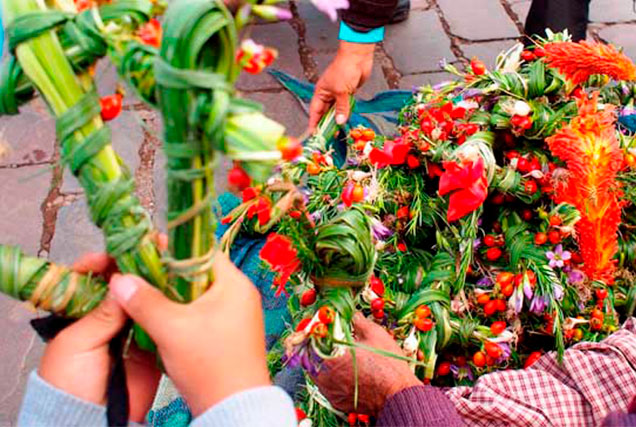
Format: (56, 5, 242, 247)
(339, 21, 385, 43)
(619, 114, 636, 132)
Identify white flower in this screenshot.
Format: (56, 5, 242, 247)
(350, 170, 371, 182)
(361, 286, 380, 304)
(456, 100, 479, 110)
(299, 419, 313, 427)
(310, 0, 350, 21)
(513, 100, 532, 117)
(402, 327, 419, 357)
(528, 170, 544, 179)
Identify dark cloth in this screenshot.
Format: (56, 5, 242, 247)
(524, 0, 591, 41)
(341, 0, 399, 32)
(376, 385, 465, 427)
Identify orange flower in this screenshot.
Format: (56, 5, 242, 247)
(543, 41, 636, 85)
(546, 93, 623, 283)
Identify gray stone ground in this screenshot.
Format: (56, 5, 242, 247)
(0, 0, 635, 424)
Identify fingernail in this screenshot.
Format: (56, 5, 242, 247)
(336, 114, 347, 125)
(110, 275, 138, 303)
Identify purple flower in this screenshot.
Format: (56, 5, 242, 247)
(310, 211, 322, 222)
(566, 268, 585, 284)
(496, 343, 511, 363)
(553, 283, 564, 301)
(523, 280, 534, 300)
(473, 238, 482, 250)
(310, 0, 349, 21)
(512, 285, 524, 313)
(371, 217, 393, 240)
(463, 88, 485, 98)
(621, 105, 636, 116)
(529, 295, 548, 314)
(546, 244, 571, 269)
(450, 364, 474, 381)
(476, 277, 493, 287)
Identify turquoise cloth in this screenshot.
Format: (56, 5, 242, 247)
(339, 21, 385, 43)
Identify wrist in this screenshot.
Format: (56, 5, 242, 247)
(337, 41, 376, 59)
(339, 21, 385, 44)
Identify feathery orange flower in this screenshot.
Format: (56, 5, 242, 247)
(544, 41, 636, 85)
(546, 93, 623, 284)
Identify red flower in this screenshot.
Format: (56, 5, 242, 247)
(242, 187, 259, 202)
(247, 197, 272, 226)
(439, 157, 488, 222)
(368, 139, 411, 168)
(137, 18, 162, 48)
(260, 233, 301, 296)
(342, 181, 355, 207)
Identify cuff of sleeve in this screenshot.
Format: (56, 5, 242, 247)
(339, 21, 385, 43)
(191, 386, 296, 427)
(18, 371, 107, 426)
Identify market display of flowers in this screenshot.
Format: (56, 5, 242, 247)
(221, 33, 636, 424)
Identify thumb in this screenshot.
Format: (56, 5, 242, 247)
(352, 311, 380, 341)
(110, 274, 182, 342)
(58, 296, 127, 351)
(334, 93, 351, 126)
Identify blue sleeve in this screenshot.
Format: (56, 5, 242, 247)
(190, 386, 296, 427)
(19, 371, 109, 426)
(339, 21, 385, 43)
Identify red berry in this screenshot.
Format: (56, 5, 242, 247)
(496, 272, 514, 286)
(501, 284, 514, 297)
(371, 298, 385, 311)
(407, 155, 421, 169)
(415, 317, 434, 332)
(517, 157, 530, 173)
(491, 193, 505, 205)
(549, 215, 562, 226)
(490, 321, 506, 335)
(372, 309, 385, 319)
(300, 289, 317, 306)
(495, 299, 507, 312)
(524, 351, 542, 368)
(595, 289, 608, 300)
(534, 47, 546, 57)
(473, 351, 486, 367)
(437, 361, 452, 376)
(100, 94, 123, 121)
(524, 180, 538, 194)
(484, 235, 496, 247)
(521, 50, 536, 61)
(358, 414, 370, 424)
(486, 247, 503, 261)
(348, 413, 358, 426)
(296, 318, 311, 332)
(370, 276, 385, 296)
(296, 408, 307, 421)
(311, 322, 328, 338)
(534, 232, 548, 245)
(470, 57, 487, 75)
(415, 305, 432, 318)
(591, 308, 604, 320)
(484, 300, 497, 316)
(590, 317, 603, 330)
(521, 209, 533, 221)
(548, 230, 561, 244)
(318, 306, 335, 324)
(484, 341, 503, 359)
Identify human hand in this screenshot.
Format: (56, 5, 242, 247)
(308, 41, 375, 133)
(313, 312, 422, 417)
(38, 253, 162, 423)
(109, 252, 271, 416)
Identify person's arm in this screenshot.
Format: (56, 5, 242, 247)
(307, 0, 398, 132)
(376, 385, 464, 427)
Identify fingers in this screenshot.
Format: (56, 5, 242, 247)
(352, 311, 385, 342)
(308, 94, 330, 134)
(72, 253, 116, 276)
(109, 274, 182, 342)
(334, 93, 351, 126)
(57, 295, 127, 351)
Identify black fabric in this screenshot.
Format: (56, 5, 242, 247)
(524, 0, 591, 42)
(30, 315, 131, 426)
(341, 0, 399, 32)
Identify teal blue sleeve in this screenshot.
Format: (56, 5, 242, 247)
(339, 21, 385, 43)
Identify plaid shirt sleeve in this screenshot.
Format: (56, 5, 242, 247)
(445, 317, 636, 427)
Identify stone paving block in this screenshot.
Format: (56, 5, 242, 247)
(0, 296, 44, 426)
(236, 23, 305, 91)
(399, 71, 456, 90)
(509, 0, 531, 25)
(411, 0, 431, 10)
(49, 197, 104, 265)
(314, 52, 389, 99)
(0, 166, 51, 255)
(461, 40, 518, 67)
(385, 10, 456, 74)
(598, 24, 636, 60)
(297, 1, 339, 52)
(590, 0, 636, 23)
(437, 0, 520, 41)
(62, 109, 144, 193)
(0, 98, 55, 167)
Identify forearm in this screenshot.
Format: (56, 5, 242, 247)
(376, 385, 465, 427)
(341, 0, 399, 32)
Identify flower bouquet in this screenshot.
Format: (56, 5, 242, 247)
(221, 32, 636, 424)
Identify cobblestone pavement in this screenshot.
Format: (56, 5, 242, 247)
(0, 0, 635, 424)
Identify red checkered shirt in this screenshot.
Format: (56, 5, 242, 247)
(445, 318, 636, 426)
